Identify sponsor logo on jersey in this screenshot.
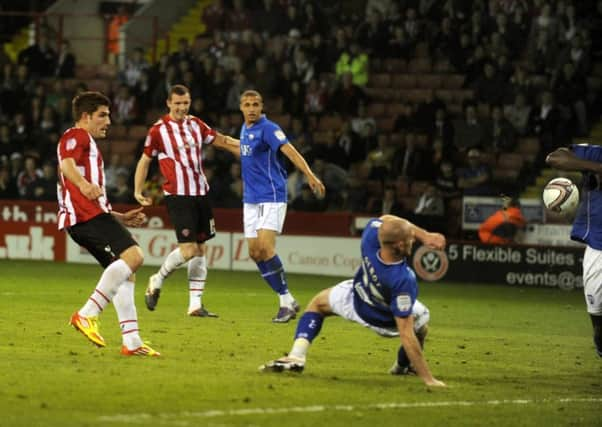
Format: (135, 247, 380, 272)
(412, 245, 449, 281)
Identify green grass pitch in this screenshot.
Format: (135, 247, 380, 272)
(0, 259, 600, 427)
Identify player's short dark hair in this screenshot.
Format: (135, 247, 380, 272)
(169, 84, 190, 99)
(240, 89, 262, 102)
(72, 91, 110, 122)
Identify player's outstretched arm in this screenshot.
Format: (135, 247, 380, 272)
(213, 133, 240, 158)
(546, 147, 602, 174)
(379, 215, 446, 250)
(134, 154, 153, 206)
(280, 143, 325, 198)
(395, 315, 446, 387)
(60, 158, 103, 200)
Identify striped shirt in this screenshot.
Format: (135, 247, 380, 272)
(57, 127, 111, 230)
(143, 114, 216, 196)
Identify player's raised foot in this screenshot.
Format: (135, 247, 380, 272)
(272, 306, 297, 323)
(389, 361, 417, 376)
(120, 343, 161, 357)
(69, 312, 105, 347)
(144, 274, 161, 311)
(259, 356, 305, 373)
(188, 306, 218, 318)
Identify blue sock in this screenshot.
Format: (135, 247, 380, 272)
(294, 312, 323, 343)
(256, 255, 288, 295)
(397, 345, 410, 368)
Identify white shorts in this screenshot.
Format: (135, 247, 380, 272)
(328, 279, 430, 337)
(243, 202, 287, 238)
(582, 246, 602, 315)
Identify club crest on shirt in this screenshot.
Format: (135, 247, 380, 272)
(274, 130, 286, 141)
(66, 138, 76, 150)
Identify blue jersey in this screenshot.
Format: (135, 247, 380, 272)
(570, 144, 602, 249)
(352, 218, 418, 328)
(239, 115, 289, 203)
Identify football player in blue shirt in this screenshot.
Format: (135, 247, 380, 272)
(238, 90, 325, 323)
(260, 215, 447, 387)
(547, 145, 602, 357)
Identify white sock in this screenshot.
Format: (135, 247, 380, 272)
(289, 338, 310, 360)
(279, 292, 295, 308)
(79, 259, 133, 317)
(155, 248, 187, 289)
(187, 255, 207, 312)
(113, 280, 143, 350)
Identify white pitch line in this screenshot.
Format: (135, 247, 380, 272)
(98, 397, 602, 424)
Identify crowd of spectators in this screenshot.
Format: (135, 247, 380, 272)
(0, 0, 601, 237)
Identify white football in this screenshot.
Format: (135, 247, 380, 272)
(542, 177, 579, 214)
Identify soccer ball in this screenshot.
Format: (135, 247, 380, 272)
(542, 177, 579, 214)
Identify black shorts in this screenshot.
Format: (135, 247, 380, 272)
(67, 213, 138, 268)
(165, 195, 216, 243)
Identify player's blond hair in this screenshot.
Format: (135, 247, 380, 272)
(240, 90, 262, 102)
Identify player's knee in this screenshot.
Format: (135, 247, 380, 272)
(249, 246, 269, 261)
(306, 289, 332, 315)
(180, 243, 202, 260)
(122, 245, 144, 271)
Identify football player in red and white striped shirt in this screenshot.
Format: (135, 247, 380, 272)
(59, 91, 159, 356)
(134, 84, 239, 317)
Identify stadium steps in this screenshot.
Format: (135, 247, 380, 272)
(148, 0, 210, 60)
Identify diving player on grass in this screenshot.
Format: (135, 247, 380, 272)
(261, 215, 446, 387)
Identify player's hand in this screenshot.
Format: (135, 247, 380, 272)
(134, 192, 153, 206)
(425, 378, 446, 387)
(79, 181, 103, 200)
(120, 206, 147, 227)
(309, 176, 326, 199)
(422, 232, 446, 250)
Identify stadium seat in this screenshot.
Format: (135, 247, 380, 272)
(368, 73, 392, 88)
(375, 117, 395, 132)
(434, 89, 454, 104)
(408, 58, 432, 73)
(270, 114, 291, 127)
(395, 180, 409, 197)
(110, 124, 128, 139)
(312, 131, 331, 144)
(492, 168, 520, 183)
(516, 138, 540, 158)
(442, 74, 465, 89)
(264, 97, 283, 113)
(416, 74, 442, 89)
(403, 89, 433, 104)
(433, 59, 452, 73)
(128, 125, 149, 141)
(387, 103, 408, 117)
(367, 103, 387, 117)
(389, 133, 405, 145)
(410, 180, 430, 196)
(392, 74, 417, 89)
(317, 115, 343, 131)
(497, 152, 525, 170)
(400, 195, 417, 210)
(364, 87, 392, 101)
(110, 139, 139, 156)
(382, 58, 407, 72)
